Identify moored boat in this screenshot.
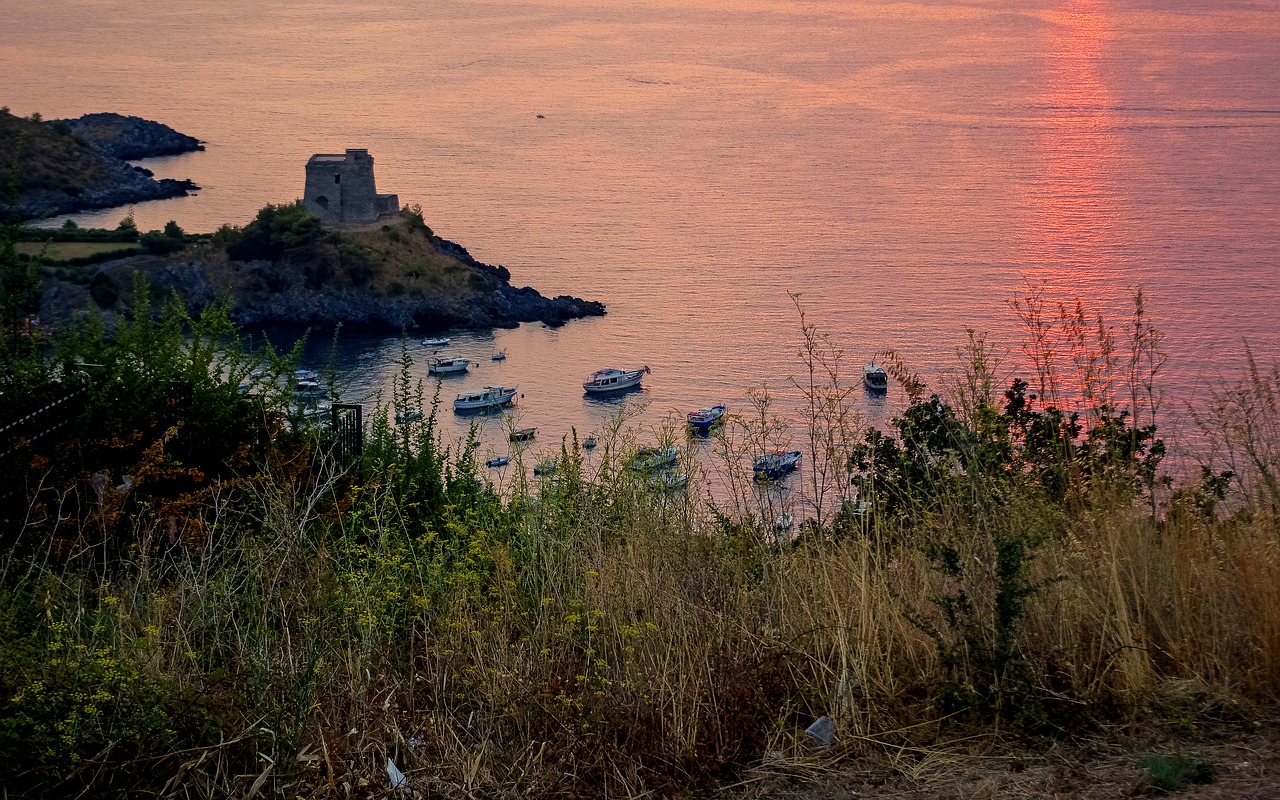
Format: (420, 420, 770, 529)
(583, 365, 650, 393)
(533, 458, 559, 476)
(626, 445, 679, 472)
(646, 471, 688, 491)
(485, 456, 510, 468)
(453, 385, 517, 411)
(293, 369, 327, 399)
(491, 349, 507, 361)
(863, 363, 889, 392)
(687, 404, 727, 432)
(509, 427, 537, 442)
(428, 357, 471, 375)
(421, 336, 451, 347)
(395, 409, 423, 423)
(582, 436, 598, 450)
(753, 450, 802, 479)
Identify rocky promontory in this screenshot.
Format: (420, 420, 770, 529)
(37, 206, 605, 332)
(0, 109, 201, 220)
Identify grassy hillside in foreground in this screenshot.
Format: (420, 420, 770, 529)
(0, 289, 1277, 797)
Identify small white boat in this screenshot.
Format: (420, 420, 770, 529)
(863, 363, 889, 392)
(293, 369, 327, 399)
(626, 445, 679, 472)
(453, 385, 517, 411)
(485, 456, 510, 468)
(647, 471, 688, 491)
(583, 365, 649, 394)
(754, 450, 802, 479)
(421, 336, 451, 347)
(687, 404, 727, 432)
(491, 349, 507, 361)
(395, 409, 423, 424)
(428, 357, 471, 375)
(582, 436, 598, 450)
(509, 427, 537, 442)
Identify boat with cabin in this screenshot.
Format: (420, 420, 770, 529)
(453, 385, 517, 411)
(583, 365, 650, 394)
(687, 404, 727, 432)
(863, 363, 889, 392)
(292, 369, 327, 399)
(428, 357, 471, 375)
(753, 450, 802, 479)
(421, 336, 451, 347)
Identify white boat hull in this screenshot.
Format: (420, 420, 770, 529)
(583, 366, 649, 393)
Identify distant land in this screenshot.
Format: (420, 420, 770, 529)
(4, 110, 604, 331)
(0, 109, 201, 220)
(32, 207, 606, 331)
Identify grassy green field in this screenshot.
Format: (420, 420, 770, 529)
(15, 240, 141, 260)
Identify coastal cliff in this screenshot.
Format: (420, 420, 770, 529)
(0, 110, 200, 220)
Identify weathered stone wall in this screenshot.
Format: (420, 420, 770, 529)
(303, 148, 397, 225)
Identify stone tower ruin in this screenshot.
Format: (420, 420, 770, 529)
(303, 148, 400, 225)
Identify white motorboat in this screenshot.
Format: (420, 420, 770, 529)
(428, 357, 471, 375)
(863, 363, 889, 392)
(421, 336, 451, 347)
(492, 349, 507, 361)
(292, 369, 327, 399)
(453, 385, 517, 411)
(395, 409, 423, 424)
(753, 450, 802, 479)
(583, 365, 649, 393)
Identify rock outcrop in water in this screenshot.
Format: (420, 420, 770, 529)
(0, 109, 201, 221)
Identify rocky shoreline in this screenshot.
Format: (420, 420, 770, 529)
(40, 237, 605, 333)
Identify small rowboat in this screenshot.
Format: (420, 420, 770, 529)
(485, 456, 510, 468)
(509, 427, 537, 442)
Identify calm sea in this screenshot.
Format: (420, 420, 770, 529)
(6, 0, 1280, 472)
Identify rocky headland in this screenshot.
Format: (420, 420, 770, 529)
(0, 110, 201, 220)
(37, 206, 605, 332)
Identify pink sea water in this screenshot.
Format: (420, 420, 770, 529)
(5, 0, 1280, 473)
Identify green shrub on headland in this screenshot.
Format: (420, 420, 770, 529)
(0, 286, 1277, 797)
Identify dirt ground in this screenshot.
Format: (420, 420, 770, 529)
(723, 713, 1280, 799)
